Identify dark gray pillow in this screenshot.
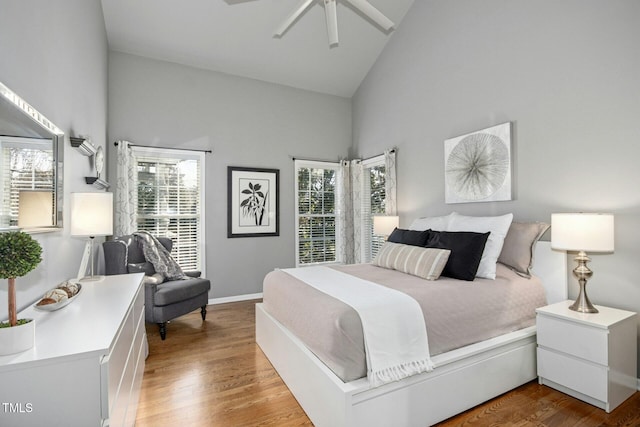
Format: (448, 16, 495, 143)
(387, 228, 430, 247)
(424, 230, 490, 281)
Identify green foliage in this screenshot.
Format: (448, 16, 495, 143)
(0, 232, 42, 279)
(0, 319, 32, 328)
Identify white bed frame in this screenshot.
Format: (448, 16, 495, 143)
(256, 242, 567, 427)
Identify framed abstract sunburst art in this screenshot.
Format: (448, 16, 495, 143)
(444, 122, 512, 204)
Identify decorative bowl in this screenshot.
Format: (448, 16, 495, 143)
(34, 283, 82, 312)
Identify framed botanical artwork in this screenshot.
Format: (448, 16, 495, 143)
(227, 166, 279, 238)
(444, 122, 512, 204)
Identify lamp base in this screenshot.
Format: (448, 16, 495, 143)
(568, 251, 598, 314)
(568, 286, 598, 313)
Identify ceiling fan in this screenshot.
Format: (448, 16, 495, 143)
(274, 0, 395, 47)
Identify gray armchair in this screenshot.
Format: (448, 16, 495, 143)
(103, 235, 211, 340)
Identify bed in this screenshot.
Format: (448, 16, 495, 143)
(256, 240, 567, 426)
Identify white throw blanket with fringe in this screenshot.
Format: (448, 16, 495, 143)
(281, 266, 434, 387)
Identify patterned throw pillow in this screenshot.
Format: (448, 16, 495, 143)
(373, 242, 451, 281)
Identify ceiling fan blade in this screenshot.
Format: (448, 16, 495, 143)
(345, 0, 394, 31)
(274, 0, 316, 37)
(324, 0, 339, 47)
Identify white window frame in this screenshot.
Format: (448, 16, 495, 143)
(132, 146, 206, 275)
(360, 154, 386, 262)
(294, 159, 342, 267)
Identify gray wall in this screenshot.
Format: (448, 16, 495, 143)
(0, 0, 108, 319)
(353, 0, 640, 374)
(107, 52, 351, 299)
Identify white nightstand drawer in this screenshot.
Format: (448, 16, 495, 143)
(537, 315, 608, 364)
(537, 347, 608, 402)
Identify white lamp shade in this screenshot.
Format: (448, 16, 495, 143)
(373, 215, 399, 236)
(70, 192, 113, 237)
(18, 191, 53, 227)
(551, 213, 614, 252)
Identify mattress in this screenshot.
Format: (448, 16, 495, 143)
(262, 263, 547, 382)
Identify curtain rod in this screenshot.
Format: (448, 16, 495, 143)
(114, 141, 212, 154)
(361, 148, 395, 162)
(291, 149, 396, 163)
(290, 155, 344, 163)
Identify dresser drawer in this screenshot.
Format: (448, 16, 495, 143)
(537, 315, 608, 364)
(133, 284, 144, 327)
(537, 347, 608, 402)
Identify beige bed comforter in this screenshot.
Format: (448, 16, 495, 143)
(262, 263, 547, 382)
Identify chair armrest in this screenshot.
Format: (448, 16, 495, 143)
(184, 271, 202, 278)
(144, 281, 159, 305)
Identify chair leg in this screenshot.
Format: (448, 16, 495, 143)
(201, 305, 207, 321)
(158, 322, 167, 340)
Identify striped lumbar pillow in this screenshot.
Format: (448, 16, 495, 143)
(373, 242, 451, 280)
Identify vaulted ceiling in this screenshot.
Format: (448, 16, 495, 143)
(101, 0, 415, 97)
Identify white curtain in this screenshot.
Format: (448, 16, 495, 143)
(384, 149, 397, 215)
(114, 140, 137, 236)
(337, 160, 353, 264)
(350, 159, 364, 264)
(335, 152, 396, 265)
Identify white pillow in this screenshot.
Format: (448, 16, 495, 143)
(408, 213, 453, 231)
(447, 212, 514, 279)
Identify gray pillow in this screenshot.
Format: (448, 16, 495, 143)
(127, 262, 156, 276)
(498, 222, 550, 278)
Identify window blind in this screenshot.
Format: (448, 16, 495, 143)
(0, 138, 53, 228)
(133, 147, 204, 272)
(295, 160, 340, 266)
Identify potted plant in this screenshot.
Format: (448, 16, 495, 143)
(0, 231, 42, 355)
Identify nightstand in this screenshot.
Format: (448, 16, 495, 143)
(536, 300, 637, 412)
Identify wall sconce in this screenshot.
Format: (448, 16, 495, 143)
(85, 176, 110, 190)
(71, 138, 110, 189)
(70, 136, 97, 156)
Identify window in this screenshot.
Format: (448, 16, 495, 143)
(361, 155, 387, 262)
(295, 160, 341, 266)
(132, 147, 205, 273)
(0, 137, 54, 228)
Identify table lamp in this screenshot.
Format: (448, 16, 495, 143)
(551, 213, 614, 313)
(71, 192, 113, 281)
(18, 191, 53, 228)
(373, 215, 399, 240)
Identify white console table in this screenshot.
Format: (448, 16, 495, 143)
(0, 273, 146, 427)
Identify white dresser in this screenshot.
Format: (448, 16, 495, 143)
(0, 273, 146, 427)
(536, 300, 637, 412)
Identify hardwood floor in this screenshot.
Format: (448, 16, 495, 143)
(136, 300, 640, 426)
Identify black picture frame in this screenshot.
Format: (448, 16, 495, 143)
(227, 166, 280, 238)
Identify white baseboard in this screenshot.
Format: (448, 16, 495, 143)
(208, 293, 263, 305)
